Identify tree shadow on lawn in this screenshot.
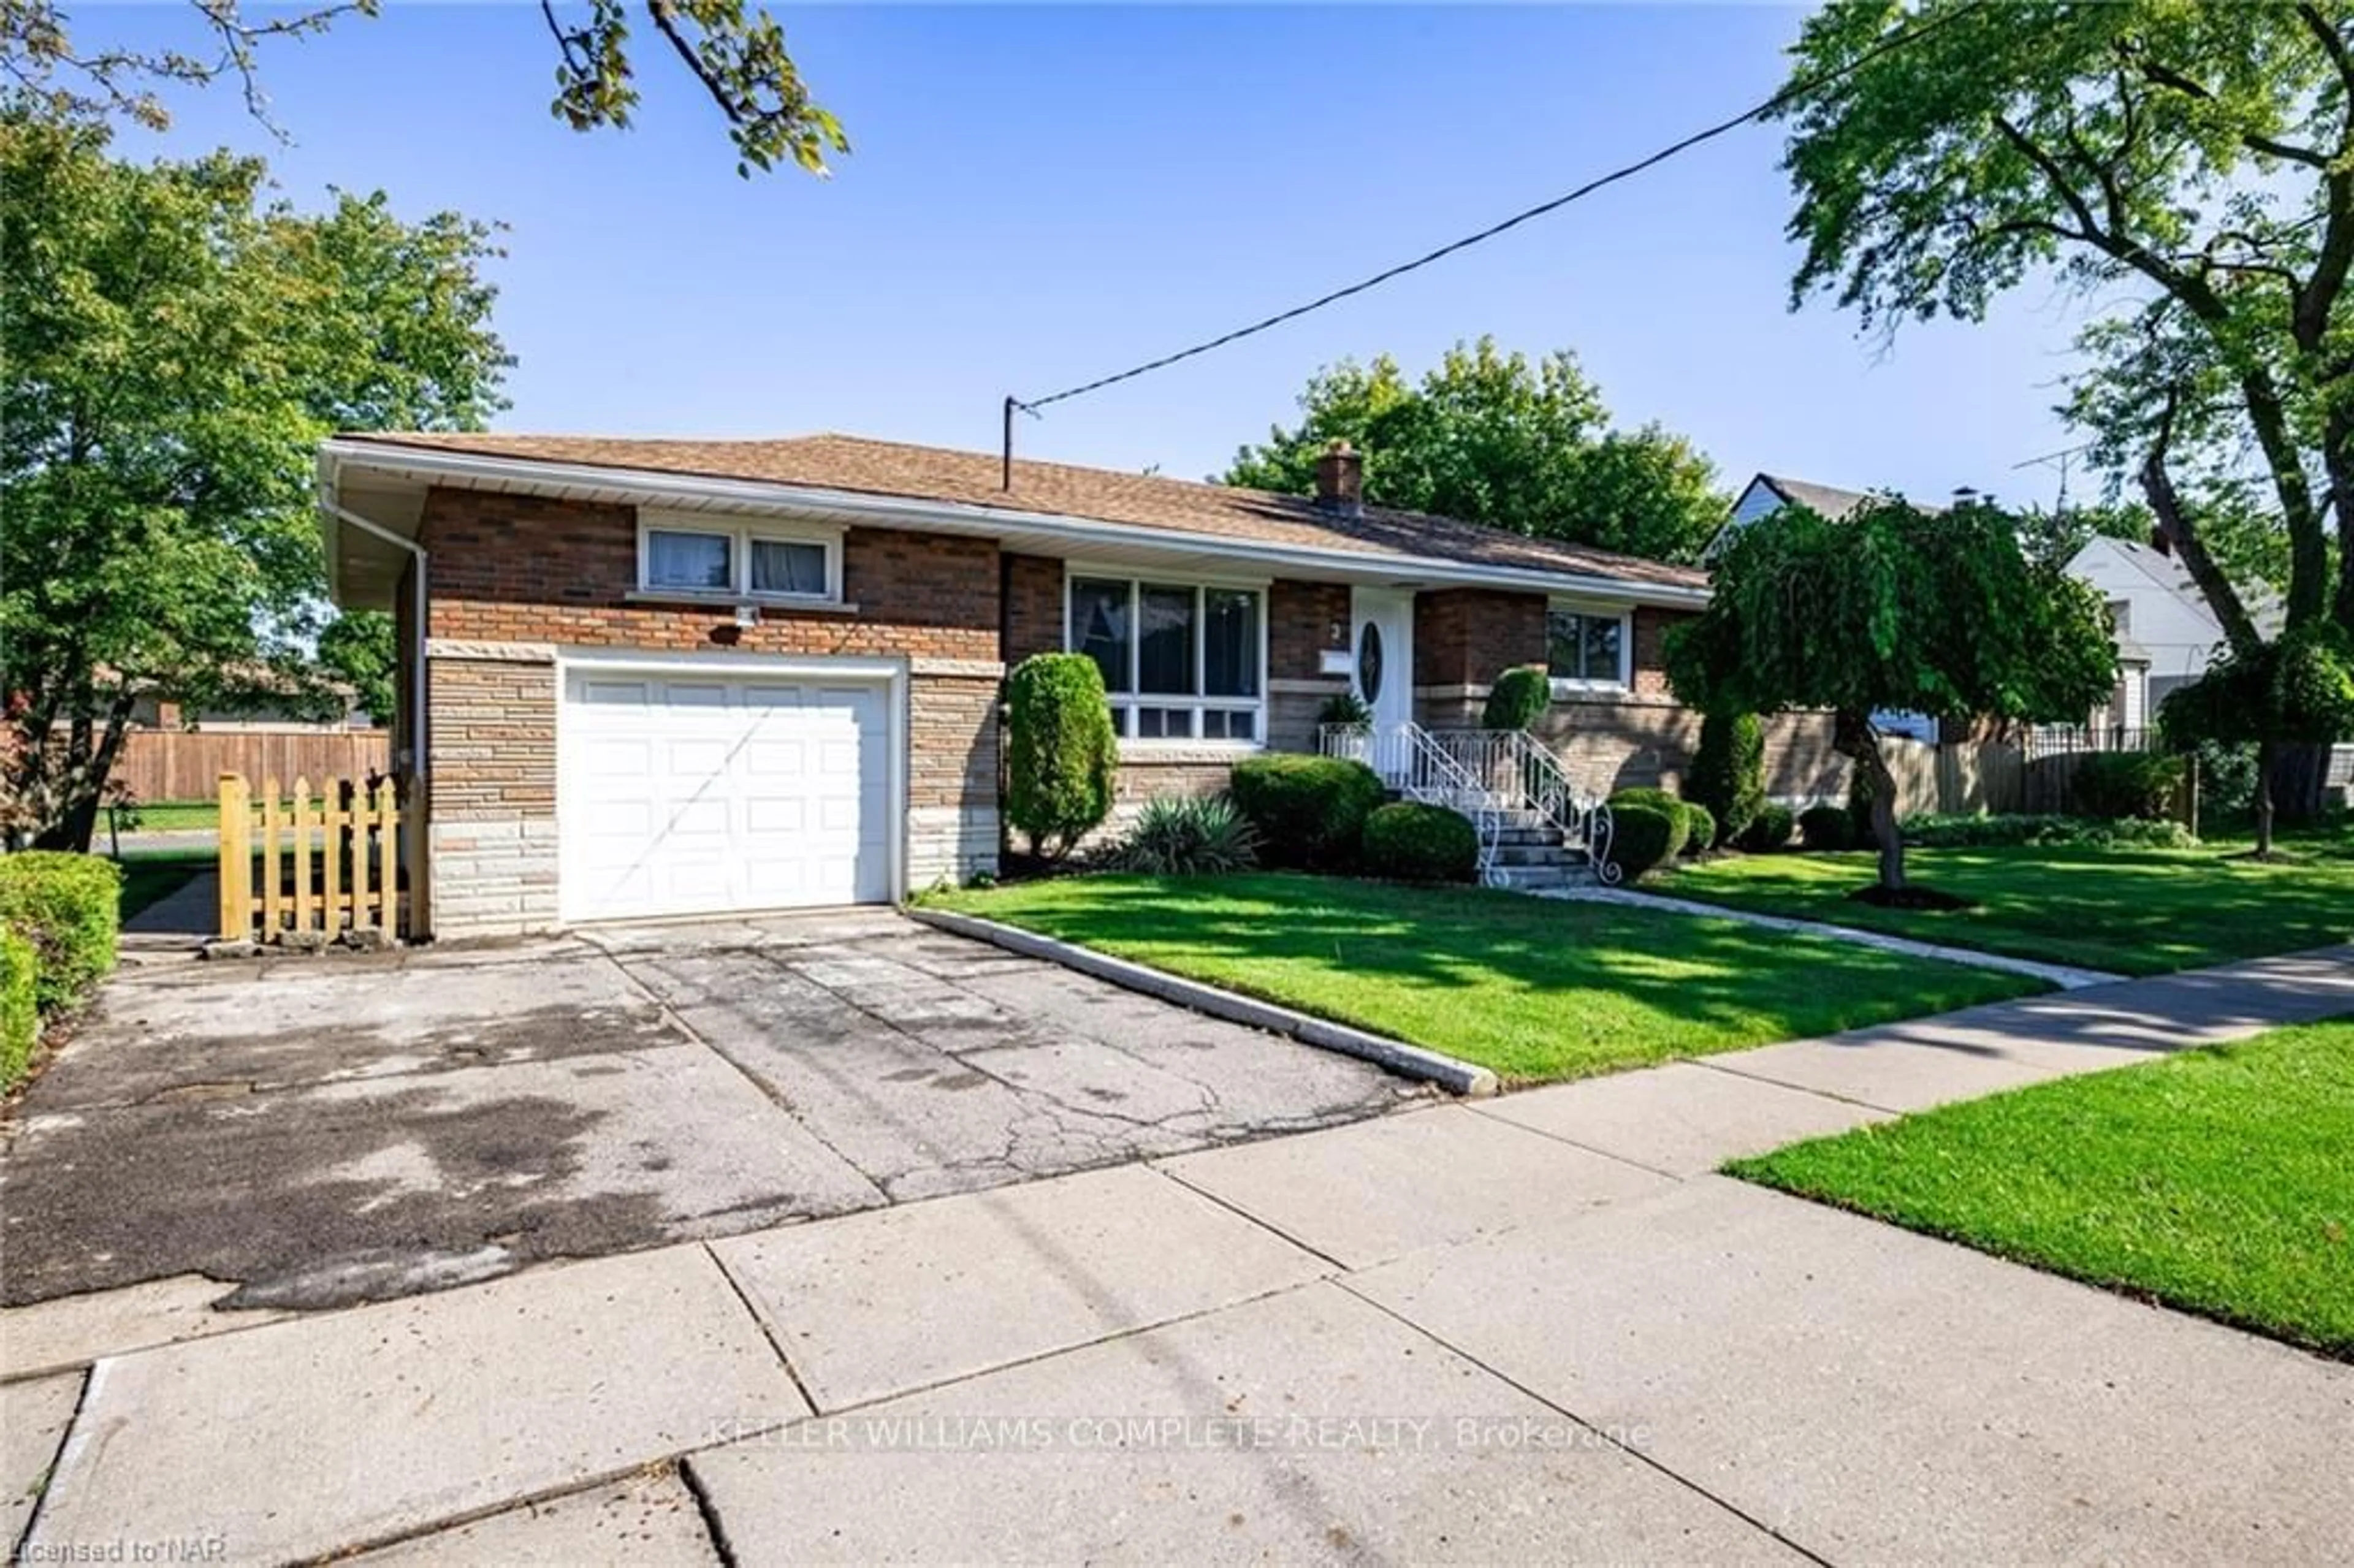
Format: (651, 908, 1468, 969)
(994, 875, 2038, 1077)
(1677, 844, 2354, 976)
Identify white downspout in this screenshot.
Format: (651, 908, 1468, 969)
(322, 498, 429, 774)
(323, 496, 432, 937)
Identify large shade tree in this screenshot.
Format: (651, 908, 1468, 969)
(1221, 338, 1727, 565)
(1, 0, 847, 176)
(0, 113, 508, 848)
(1775, 0, 2354, 808)
(1666, 498, 2116, 894)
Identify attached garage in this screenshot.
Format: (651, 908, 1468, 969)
(558, 661, 899, 923)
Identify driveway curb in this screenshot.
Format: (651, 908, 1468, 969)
(905, 907, 1500, 1098)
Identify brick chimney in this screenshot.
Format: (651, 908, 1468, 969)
(1313, 440, 1363, 519)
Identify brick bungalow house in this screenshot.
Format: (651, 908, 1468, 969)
(318, 433, 1840, 939)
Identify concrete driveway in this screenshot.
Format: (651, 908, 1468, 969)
(0, 910, 1412, 1312)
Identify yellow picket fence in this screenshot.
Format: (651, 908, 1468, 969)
(217, 772, 405, 943)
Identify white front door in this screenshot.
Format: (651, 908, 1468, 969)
(1350, 587, 1415, 735)
(560, 669, 893, 922)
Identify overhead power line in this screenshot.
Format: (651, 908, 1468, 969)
(1004, 0, 1981, 460)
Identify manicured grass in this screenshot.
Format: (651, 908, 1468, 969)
(112, 800, 218, 833)
(116, 848, 213, 919)
(1728, 1017, 2354, 1359)
(1657, 828, 2354, 977)
(929, 872, 2038, 1084)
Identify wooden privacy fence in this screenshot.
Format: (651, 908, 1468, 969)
(217, 772, 406, 943)
(117, 729, 389, 805)
(1882, 738, 2025, 816)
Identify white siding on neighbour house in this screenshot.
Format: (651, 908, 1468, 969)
(2070, 538, 2230, 698)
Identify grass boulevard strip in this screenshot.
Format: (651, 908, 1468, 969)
(1729, 1014, 2354, 1360)
(928, 871, 2038, 1084)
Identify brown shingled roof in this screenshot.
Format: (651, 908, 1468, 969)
(339, 431, 1707, 592)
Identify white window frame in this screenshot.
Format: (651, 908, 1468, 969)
(635, 511, 845, 604)
(1063, 567, 1270, 750)
(1545, 599, 1633, 694)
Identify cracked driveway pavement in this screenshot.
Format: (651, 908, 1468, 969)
(1, 910, 1413, 1311)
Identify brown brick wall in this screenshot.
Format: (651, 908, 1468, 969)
(1271, 580, 1350, 680)
(1414, 588, 1547, 688)
(1631, 607, 1689, 699)
(1002, 553, 1062, 666)
(419, 488, 998, 661)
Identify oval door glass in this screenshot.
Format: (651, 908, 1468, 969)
(1357, 622, 1385, 704)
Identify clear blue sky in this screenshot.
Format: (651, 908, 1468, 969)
(95, 2, 2096, 509)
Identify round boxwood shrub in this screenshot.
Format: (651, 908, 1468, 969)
(1798, 804, 1855, 851)
(1228, 754, 1387, 871)
(1603, 802, 1679, 882)
(0, 851, 123, 1014)
(1004, 653, 1118, 860)
(1482, 666, 1552, 731)
(1680, 804, 1716, 856)
(1608, 787, 1693, 859)
(1686, 712, 1765, 847)
(1361, 802, 1478, 883)
(1739, 803, 1797, 852)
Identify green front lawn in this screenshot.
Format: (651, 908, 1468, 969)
(1729, 1017, 2354, 1359)
(929, 873, 2038, 1084)
(1658, 829, 2354, 977)
(112, 799, 218, 833)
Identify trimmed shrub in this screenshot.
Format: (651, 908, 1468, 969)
(1740, 803, 1797, 851)
(1609, 788, 1691, 861)
(1361, 802, 1478, 883)
(1798, 804, 1856, 851)
(1110, 794, 1260, 876)
(1604, 802, 1679, 882)
(1685, 713, 1766, 847)
(1482, 666, 1551, 732)
(1680, 804, 1716, 856)
(1, 924, 35, 1092)
(2074, 752, 2187, 822)
(1004, 653, 1118, 859)
(0, 852, 122, 1014)
(1229, 754, 1387, 871)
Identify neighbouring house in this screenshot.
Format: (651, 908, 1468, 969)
(319, 433, 1843, 938)
(2066, 534, 2249, 724)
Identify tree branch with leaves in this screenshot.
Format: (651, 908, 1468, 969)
(2, 0, 845, 175)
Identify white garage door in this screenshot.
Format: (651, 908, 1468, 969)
(561, 669, 893, 921)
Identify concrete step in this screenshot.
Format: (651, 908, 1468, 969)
(1491, 843, 1579, 867)
(1490, 864, 1598, 892)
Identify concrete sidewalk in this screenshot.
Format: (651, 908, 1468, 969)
(9, 946, 2350, 1565)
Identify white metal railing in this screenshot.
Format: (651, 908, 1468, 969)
(1319, 721, 1507, 885)
(1321, 722, 1618, 888)
(1423, 727, 1618, 886)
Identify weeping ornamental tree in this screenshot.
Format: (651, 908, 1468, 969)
(1665, 499, 2116, 897)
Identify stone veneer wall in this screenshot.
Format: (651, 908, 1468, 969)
(416, 487, 1004, 937)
